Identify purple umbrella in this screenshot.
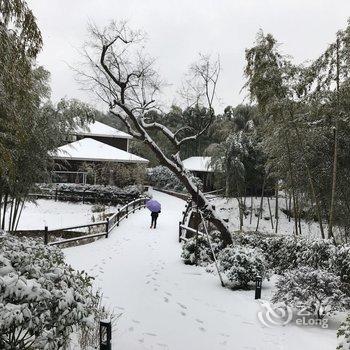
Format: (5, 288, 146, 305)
(146, 199, 161, 212)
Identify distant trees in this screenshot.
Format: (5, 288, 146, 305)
(244, 23, 350, 241)
(0, 1, 97, 230)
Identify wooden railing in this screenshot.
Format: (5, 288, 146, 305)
(41, 197, 148, 247)
(107, 197, 148, 233)
(178, 223, 204, 243)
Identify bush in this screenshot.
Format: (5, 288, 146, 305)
(297, 239, 335, 270)
(0, 236, 100, 349)
(218, 245, 267, 289)
(337, 314, 350, 350)
(261, 236, 302, 273)
(238, 234, 335, 274)
(181, 230, 225, 267)
(181, 236, 212, 266)
(272, 266, 349, 319)
(232, 232, 271, 252)
(331, 245, 350, 286)
(147, 166, 184, 191)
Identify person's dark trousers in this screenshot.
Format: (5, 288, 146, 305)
(151, 213, 158, 228)
(151, 217, 157, 228)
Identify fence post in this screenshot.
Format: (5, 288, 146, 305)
(133, 200, 135, 213)
(117, 209, 120, 227)
(55, 188, 58, 202)
(44, 226, 48, 245)
(105, 217, 109, 238)
(255, 276, 262, 300)
(126, 204, 128, 218)
(178, 222, 182, 242)
(99, 320, 112, 350)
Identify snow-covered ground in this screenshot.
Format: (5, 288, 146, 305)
(15, 199, 118, 230)
(65, 190, 337, 350)
(212, 195, 324, 238)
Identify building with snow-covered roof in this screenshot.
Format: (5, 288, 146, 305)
(69, 120, 132, 152)
(182, 156, 218, 191)
(50, 120, 148, 185)
(52, 138, 148, 164)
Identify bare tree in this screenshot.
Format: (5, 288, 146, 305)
(79, 21, 232, 245)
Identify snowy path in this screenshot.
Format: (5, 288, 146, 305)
(65, 191, 336, 350)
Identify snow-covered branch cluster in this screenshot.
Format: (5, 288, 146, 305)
(0, 236, 101, 349)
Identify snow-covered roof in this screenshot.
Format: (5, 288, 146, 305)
(51, 138, 148, 164)
(182, 157, 214, 173)
(72, 120, 132, 139)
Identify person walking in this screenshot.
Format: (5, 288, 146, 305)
(150, 210, 160, 229)
(146, 198, 162, 229)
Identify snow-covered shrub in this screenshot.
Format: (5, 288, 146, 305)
(218, 245, 267, 289)
(207, 230, 226, 254)
(0, 235, 100, 349)
(232, 232, 271, 252)
(147, 166, 184, 191)
(272, 266, 349, 319)
(181, 230, 225, 267)
(181, 236, 212, 266)
(264, 236, 307, 273)
(331, 244, 350, 286)
(297, 239, 336, 270)
(337, 314, 350, 350)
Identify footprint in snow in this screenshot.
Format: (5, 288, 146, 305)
(165, 292, 172, 296)
(198, 327, 206, 332)
(177, 302, 187, 310)
(138, 338, 144, 343)
(220, 333, 230, 338)
(195, 319, 204, 324)
(144, 332, 157, 337)
(154, 288, 158, 292)
(132, 319, 140, 324)
(180, 311, 186, 316)
(128, 326, 134, 332)
(163, 297, 169, 303)
(216, 309, 226, 314)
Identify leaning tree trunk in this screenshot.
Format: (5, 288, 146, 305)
(123, 116, 233, 245)
(95, 33, 232, 245)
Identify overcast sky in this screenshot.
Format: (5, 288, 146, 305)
(27, 0, 350, 114)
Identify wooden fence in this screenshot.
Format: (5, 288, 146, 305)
(16, 197, 148, 248)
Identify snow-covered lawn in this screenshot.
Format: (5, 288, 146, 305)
(15, 199, 118, 230)
(65, 191, 337, 350)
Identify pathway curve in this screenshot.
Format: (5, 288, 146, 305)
(65, 191, 336, 350)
